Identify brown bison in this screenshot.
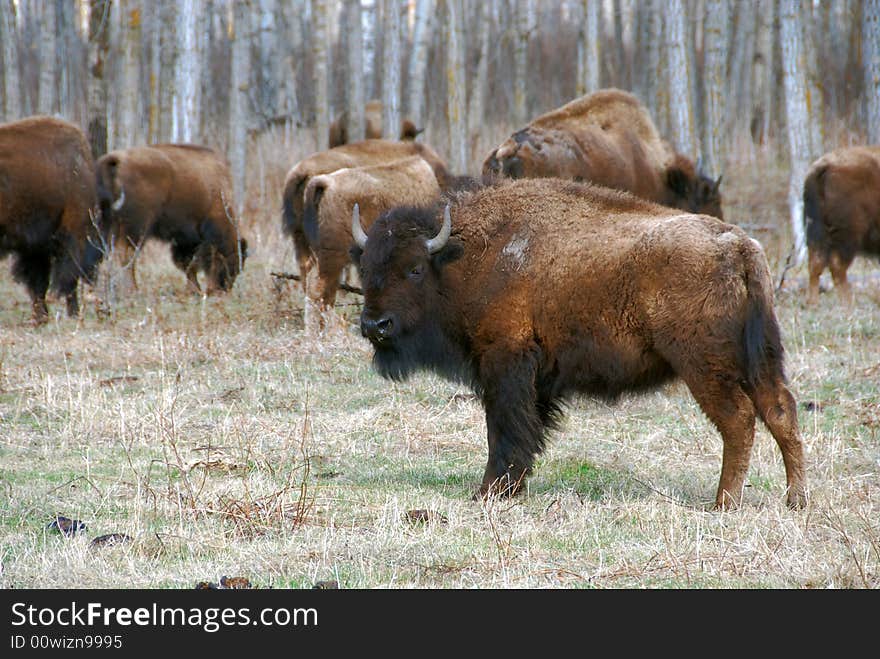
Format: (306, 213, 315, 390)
(482, 88, 724, 219)
(329, 100, 423, 148)
(351, 178, 806, 509)
(281, 139, 449, 290)
(804, 145, 880, 305)
(96, 144, 247, 295)
(302, 155, 441, 310)
(0, 116, 104, 323)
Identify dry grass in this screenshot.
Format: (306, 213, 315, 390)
(0, 130, 878, 589)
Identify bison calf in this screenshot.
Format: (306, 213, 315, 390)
(302, 155, 441, 311)
(96, 144, 247, 295)
(804, 145, 880, 305)
(351, 178, 806, 510)
(0, 116, 103, 323)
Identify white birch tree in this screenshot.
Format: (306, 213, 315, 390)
(117, 0, 141, 148)
(346, 0, 365, 141)
(780, 0, 811, 264)
(576, 0, 601, 96)
(513, 0, 529, 126)
(468, 0, 491, 155)
(87, 0, 112, 158)
(158, 2, 177, 143)
(229, 0, 250, 218)
(174, 0, 201, 142)
(382, 0, 401, 139)
(37, 0, 58, 116)
(313, 0, 330, 151)
(865, 0, 880, 143)
(446, 0, 467, 174)
(666, 0, 696, 155)
(702, 0, 728, 178)
(1, 0, 22, 120)
(408, 0, 433, 132)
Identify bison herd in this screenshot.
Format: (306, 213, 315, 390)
(1, 86, 877, 510)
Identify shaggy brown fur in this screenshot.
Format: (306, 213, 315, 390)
(804, 145, 880, 305)
(302, 156, 441, 310)
(95, 144, 247, 295)
(329, 100, 423, 148)
(0, 116, 103, 323)
(281, 139, 449, 288)
(352, 178, 805, 510)
(482, 89, 724, 218)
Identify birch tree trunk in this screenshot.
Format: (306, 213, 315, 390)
(576, 0, 601, 96)
(362, 0, 377, 101)
(407, 0, 433, 132)
(865, 0, 880, 143)
(447, 0, 467, 174)
(312, 0, 330, 151)
(146, 1, 161, 142)
(174, 0, 201, 142)
(57, 0, 79, 119)
(702, 0, 728, 178)
(382, 0, 401, 139)
(636, 0, 653, 101)
(468, 0, 491, 155)
(751, 0, 772, 146)
(803, 3, 823, 155)
(277, 0, 302, 138)
(117, 0, 142, 148)
(345, 0, 365, 141)
(513, 0, 529, 126)
(159, 2, 177, 143)
(258, 0, 278, 122)
(37, 0, 58, 116)
(666, 0, 696, 155)
(87, 0, 112, 159)
(1, 0, 22, 120)
(780, 0, 810, 264)
(230, 0, 250, 218)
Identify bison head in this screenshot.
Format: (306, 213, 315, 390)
(666, 161, 724, 219)
(350, 203, 465, 381)
(208, 237, 248, 294)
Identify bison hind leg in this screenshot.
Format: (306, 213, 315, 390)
(748, 379, 807, 509)
(683, 375, 757, 510)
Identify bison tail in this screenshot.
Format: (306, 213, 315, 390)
(302, 176, 329, 249)
(803, 164, 827, 248)
(740, 246, 785, 389)
(281, 174, 306, 237)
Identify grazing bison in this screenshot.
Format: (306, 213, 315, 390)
(95, 144, 247, 295)
(0, 116, 103, 323)
(482, 88, 724, 219)
(351, 178, 806, 509)
(302, 155, 441, 310)
(281, 139, 449, 289)
(329, 100, 423, 148)
(803, 145, 880, 305)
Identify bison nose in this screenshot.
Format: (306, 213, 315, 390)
(361, 314, 395, 342)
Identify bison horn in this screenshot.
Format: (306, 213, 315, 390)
(351, 203, 368, 249)
(425, 205, 452, 254)
(111, 186, 126, 211)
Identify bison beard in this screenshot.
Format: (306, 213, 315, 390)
(352, 179, 807, 509)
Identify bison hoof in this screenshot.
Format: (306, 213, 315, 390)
(476, 472, 528, 500)
(786, 487, 807, 510)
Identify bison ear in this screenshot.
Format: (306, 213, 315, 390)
(430, 237, 464, 270)
(666, 166, 690, 196)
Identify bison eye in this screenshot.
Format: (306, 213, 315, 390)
(407, 264, 424, 280)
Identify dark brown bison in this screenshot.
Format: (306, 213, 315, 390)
(482, 88, 724, 219)
(302, 155, 441, 310)
(281, 139, 449, 290)
(96, 144, 247, 295)
(0, 116, 103, 323)
(351, 178, 806, 509)
(804, 145, 880, 305)
(329, 99, 423, 148)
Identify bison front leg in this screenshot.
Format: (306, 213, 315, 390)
(477, 348, 545, 499)
(829, 251, 854, 306)
(12, 251, 51, 324)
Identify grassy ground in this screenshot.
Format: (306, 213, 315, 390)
(0, 133, 878, 589)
